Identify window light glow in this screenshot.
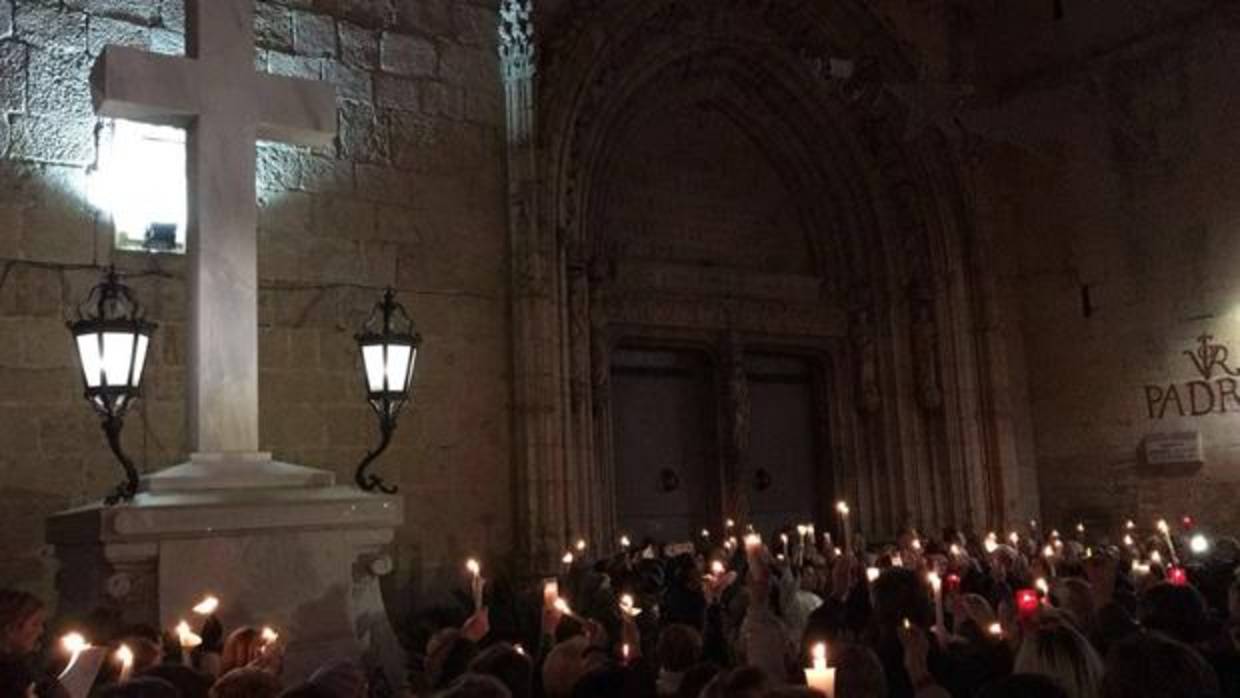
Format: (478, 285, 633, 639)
(91, 119, 187, 254)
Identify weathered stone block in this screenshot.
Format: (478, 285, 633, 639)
(267, 51, 321, 79)
(8, 115, 95, 167)
(20, 317, 74, 370)
(452, 3, 494, 48)
(313, 194, 377, 240)
(0, 0, 12, 40)
(338, 100, 387, 164)
(159, 0, 184, 33)
(323, 60, 371, 102)
(255, 1, 293, 51)
(293, 9, 336, 57)
(259, 188, 313, 235)
(438, 43, 497, 89)
(28, 49, 94, 117)
(14, 4, 87, 54)
(417, 80, 463, 120)
(335, 0, 393, 30)
(150, 27, 184, 55)
(68, 0, 161, 26)
(0, 41, 26, 114)
(379, 32, 435, 77)
(0, 406, 40, 456)
(393, 0, 453, 37)
(374, 74, 419, 111)
(88, 16, 151, 56)
(338, 20, 378, 70)
(355, 164, 410, 204)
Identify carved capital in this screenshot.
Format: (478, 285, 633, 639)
(499, 0, 536, 83)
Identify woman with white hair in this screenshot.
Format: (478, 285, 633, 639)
(1013, 613, 1105, 698)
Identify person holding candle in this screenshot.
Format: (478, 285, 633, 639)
(0, 590, 67, 698)
(1013, 616, 1104, 698)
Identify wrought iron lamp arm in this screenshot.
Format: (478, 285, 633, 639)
(356, 413, 398, 494)
(102, 416, 139, 504)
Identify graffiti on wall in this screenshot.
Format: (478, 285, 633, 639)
(1145, 335, 1240, 419)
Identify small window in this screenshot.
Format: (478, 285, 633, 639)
(91, 119, 187, 255)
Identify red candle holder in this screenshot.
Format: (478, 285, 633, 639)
(1168, 566, 1188, 586)
(1016, 588, 1039, 619)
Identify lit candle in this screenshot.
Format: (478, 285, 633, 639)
(543, 579, 559, 608)
(1122, 534, 1135, 548)
(1150, 550, 1163, 565)
(619, 534, 632, 550)
(711, 560, 726, 577)
(553, 598, 581, 621)
(115, 644, 134, 683)
(866, 567, 880, 583)
(1156, 519, 1179, 564)
(1008, 531, 1019, 546)
(192, 595, 219, 616)
(949, 543, 962, 558)
(175, 620, 203, 659)
(514, 643, 526, 656)
(725, 518, 736, 531)
(701, 528, 711, 540)
(1168, 566, 1188, 586)
(987, 622, 1003, 638)
(58, 633, 89, 680)
(984, 532, 998, 554)
(618, 593, 642, 618)
(1125, 519, 1136, 531)
(835, 502, 851, 553)
(575, 538, 587, 553)
(260, 627, 279, 645)
(621, 643, 631, 664)
(804, 643, 836, 698)
(1076, 522, 1086, 537)
(891, 553, 904, 568)
(561, 551, 574, 567)
(724, 537, 737, 552)
(743, 533, 762, 552)
(911, 537, 923, 552)
(466, 558, 483, 610)
(927, 572, 944, 632)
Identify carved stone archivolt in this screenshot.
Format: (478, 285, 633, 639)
(495, 0, 1029, 553)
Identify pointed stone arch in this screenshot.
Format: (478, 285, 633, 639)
(504, 0, 1029, 571)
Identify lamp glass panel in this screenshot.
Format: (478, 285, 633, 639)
(405, 348, 418, 391)
(362, 344, 386, 392)
(132, 334, 150, 387)
(76, 334, 104, 388)
(385, 344, 412, 391)
(102, 332, 136, 387)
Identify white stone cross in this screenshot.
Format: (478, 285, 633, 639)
(91, 0, 336, 483)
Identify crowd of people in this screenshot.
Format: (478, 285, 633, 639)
(4, 517, 1240, 698)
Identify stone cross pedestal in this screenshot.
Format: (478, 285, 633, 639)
(47, 0, 406, 686)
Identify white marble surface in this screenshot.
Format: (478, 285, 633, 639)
(48, 483, 406, 686)
(90, 0, 336, 460)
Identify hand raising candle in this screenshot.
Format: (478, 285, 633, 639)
(192, 595, 219, 616)
(466, 558, 484, 610)
(804, 643, 835, 697)
(115, 644, 134, 683)
(835, 502, 851, 553)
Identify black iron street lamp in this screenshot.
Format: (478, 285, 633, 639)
(354, 288, 420, 493)
(67, 267, 157, 504)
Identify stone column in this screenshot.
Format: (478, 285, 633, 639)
(719, 333, 750, 526)
(566, 252, 600, 547)
(500, 0, 567, 572)
(589, 259, 617, 545)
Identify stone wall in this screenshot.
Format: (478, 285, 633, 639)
(974, 1, 1240, 533)
(0, 0, 511, 605)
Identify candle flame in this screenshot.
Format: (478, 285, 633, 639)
(1008, 532, 1019, 545)
(949, 543, 962, 557)
(1123, 534, 1135, 547)
(260, 627, 279, 644)
(835, 501, 850, 516)
(562, 551, 574, 565)
(1126, 519, 1136, 530)
(1035, 577, 1049, 595)
(1156, 519, 1170, 534)
(192, 595, 219, 616)
(911, 538, 923, 551)
(61, 633, 88, 655)
(725, 518, 735, 529)
(743, 533, 762, 548)
(987, 622, 1003, 637)
(711, 560, 726, 576)
(575, 539, 587, 552)
(115, 644, 134, 666)
(902, 618, 911, 630)
(514, 643, 526, 656)
(1043, 544, 1055, 558)
(553, 598, 574, 617)
(619, 593, 642, 617)
(866, 567, 880, 583)
(701, 528, 710, 539)
(927, 571, 942, 592)
(619, 535, 631, 548)
(175, 621, 203, 648)
(811, 642, 827, 670)
(466, 558, 481, 576)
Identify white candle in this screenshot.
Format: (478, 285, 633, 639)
(621, 643, 631, 664)
(175, 620, 202, 664)
(58, 633, 89, 680)
(192, 595, 219, 616)
(866, 567, 880, 583)
(115, 645, 134, 683)
(618, 593, 642, 618)
(543, 579, 559, 608)
(1156, 519, 1179, 564)
(927, 572, 944, 632)
(466, 558, 483, 610)
(619, 534, 631, 550)
(804, 643, 836, 697)
(835, 501, 851, 553)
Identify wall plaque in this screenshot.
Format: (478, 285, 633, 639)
(1143, 431, 1204, 465)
